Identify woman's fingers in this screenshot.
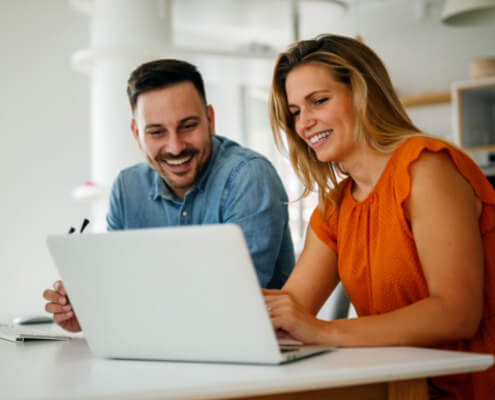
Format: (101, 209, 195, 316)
(264, 290, 330, 344)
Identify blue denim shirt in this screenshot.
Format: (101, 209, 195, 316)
(106, 135, 295, 288)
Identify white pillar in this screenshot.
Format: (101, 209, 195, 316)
(70, 0, 171, 231)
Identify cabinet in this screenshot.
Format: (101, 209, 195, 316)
(452, 77, 495, 166)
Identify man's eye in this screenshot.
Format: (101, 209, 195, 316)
(182, 123, 198, 131)
(148, 130, 163, 136)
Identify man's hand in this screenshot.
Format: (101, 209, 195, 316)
(43, 280, 82, 333)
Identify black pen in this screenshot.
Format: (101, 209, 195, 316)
(80, 218, 90, 233)
(68, 219, 90, 235)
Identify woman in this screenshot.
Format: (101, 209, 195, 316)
(266, 34, 495, 399)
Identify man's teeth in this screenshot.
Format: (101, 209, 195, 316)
(164, 155, 193, 166)
(310, 130, 333, 144)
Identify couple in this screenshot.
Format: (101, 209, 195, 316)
(44, 34, 495, 399)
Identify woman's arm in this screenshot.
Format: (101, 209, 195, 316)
(266, 151, 484, 346)
(263, 226, 341, 343)
(281, 227, 340, 314)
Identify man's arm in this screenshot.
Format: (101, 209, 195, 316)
(222, 158, 295, 288)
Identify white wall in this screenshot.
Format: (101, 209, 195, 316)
(0, 1, 90, 315)
(300, 0, 495, 141)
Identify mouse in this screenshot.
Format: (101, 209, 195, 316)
(11, 314, 54, 325)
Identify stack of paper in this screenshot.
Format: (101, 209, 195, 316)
(0, 325, 71, 343)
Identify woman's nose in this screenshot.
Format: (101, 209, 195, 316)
(296, 109, 316, 136)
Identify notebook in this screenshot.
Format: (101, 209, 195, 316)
(0, 325, 71, 343)
(46, 224, 334, 364)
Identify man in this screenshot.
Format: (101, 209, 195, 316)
(43, 59, 295, 332)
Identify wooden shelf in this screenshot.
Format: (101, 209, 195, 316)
(400, 90, 451, 108)
(463, 145, 495, 153)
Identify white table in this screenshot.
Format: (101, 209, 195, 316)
(0, 335, 492, 400)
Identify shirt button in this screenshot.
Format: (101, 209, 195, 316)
(182, 211, 188, 217)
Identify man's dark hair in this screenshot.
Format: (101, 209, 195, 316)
(127, 59, 207, 112)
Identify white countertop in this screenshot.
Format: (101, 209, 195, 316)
(0, 335, 492, 400)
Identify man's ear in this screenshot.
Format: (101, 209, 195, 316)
(207, 105, 216, 137)
(131, 119, 142, 150)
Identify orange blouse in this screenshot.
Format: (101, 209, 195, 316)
(310, 136, 495, 399)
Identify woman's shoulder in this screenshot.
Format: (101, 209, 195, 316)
(390, 135, 495, 216)
(392, 135, 457, 162)
(388, 135, 468, 183)
(386, 136, 455, 205)
(407, 149, 469, 198)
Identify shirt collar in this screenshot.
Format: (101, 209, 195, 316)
(149, 136, 220, 201)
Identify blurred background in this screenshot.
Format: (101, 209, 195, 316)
(1, 0, 495, 316)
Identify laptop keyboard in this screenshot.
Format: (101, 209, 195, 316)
(280, 346, 299, 353)
(277, 336, 303, 353)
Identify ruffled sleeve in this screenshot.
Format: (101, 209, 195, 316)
(393, 136, 495, 235)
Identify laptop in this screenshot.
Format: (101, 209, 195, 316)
(46, 224, 334, 364)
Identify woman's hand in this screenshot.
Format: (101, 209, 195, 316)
(263, 289, 334, 345)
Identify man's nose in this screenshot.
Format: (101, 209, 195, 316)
(166, 133, 186, 155)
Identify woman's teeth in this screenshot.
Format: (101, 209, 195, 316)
(310, 130, 333, 144)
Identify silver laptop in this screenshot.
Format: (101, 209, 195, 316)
(46, 224, 334, 364)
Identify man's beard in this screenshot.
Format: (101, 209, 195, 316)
(149, 141, 212, 192)
(147, 129, 213, 192)
(155, 150, 198, 188)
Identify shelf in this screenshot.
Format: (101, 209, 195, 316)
(400, 90, 451, 108)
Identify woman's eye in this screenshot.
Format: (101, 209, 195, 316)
(314, 97, 328, 105)
(290, 109, 300, 117)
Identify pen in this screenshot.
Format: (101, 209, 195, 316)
(67, 219, 90, 235)
(80, 218, 90, 233)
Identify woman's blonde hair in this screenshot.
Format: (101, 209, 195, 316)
(269, 34, 420, 216)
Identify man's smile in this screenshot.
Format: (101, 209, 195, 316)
(157, 152, 196, 173)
